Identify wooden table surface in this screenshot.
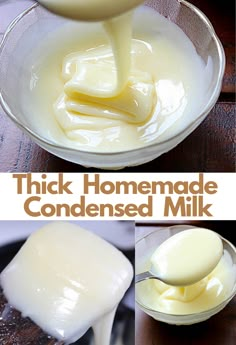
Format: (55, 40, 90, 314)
(0, 0, 235, 172)
(135, 221, 236, 345)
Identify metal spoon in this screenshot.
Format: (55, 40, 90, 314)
(135, 266, 195, 286)
(135, 268, 162, 284)
(37, 0, 145, 21)
(135, 262, 217, 286)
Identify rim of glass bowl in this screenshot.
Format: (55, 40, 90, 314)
(135, 225, 236, 318)
(0, 1, 225, 157)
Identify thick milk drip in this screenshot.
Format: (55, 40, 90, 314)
(0, 222, 133, 344)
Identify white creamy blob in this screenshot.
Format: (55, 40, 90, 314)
(38, 0, 144, 21)
(150, 228, 223, 286)
(0, 222, 133, 344)
(22, 6, 212, 152)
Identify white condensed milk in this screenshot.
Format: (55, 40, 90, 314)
(0, 222, 133, 344)
(136, 229, 236, 315)
(23, 4, 212, 152)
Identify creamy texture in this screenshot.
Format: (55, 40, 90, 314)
(137, 249, 236, 314)
(150, 228, 223, 286)
(60, 12, 133, 99)
(24, 6, 212, 152)
(41, 0, 135, 97)
(0, 222, 133, 344)
(39, 0, 144, 21)
(56, 41, 155, 124)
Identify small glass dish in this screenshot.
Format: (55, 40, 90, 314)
(135, 225, 236, 325)
(0, 0, 225, 169)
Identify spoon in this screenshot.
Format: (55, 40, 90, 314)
(135, 228, 223, 286)
(135, 269, 162, 284)
(36, 0, 145, 21)
(0, 0, 144, 21)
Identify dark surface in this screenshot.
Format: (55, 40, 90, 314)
(0, 289, 64, 345)
(135, 221, 236, 345)
(0, 0, 235, 173)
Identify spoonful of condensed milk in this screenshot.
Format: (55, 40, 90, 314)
(38, 0, 145, 21)
(136, 228, 223, 286)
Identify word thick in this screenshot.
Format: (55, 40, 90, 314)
(13, 173, 72, 194)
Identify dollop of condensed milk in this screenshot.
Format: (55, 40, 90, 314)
(151, 228, 223, 286)
(0, 222, 133, 344)
(137, 229, 236, 315)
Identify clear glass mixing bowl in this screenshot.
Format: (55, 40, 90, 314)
(0, 0, 225, 169)
(135, 225, 236, 325)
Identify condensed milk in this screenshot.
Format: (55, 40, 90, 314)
(150, 228, 223, 286)
(0, 222, 133, 344)
(22, 2, 212, 153)
(136, 229, 236, 315)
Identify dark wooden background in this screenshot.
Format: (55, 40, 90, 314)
(135, 221, 236, 345)
(0, 0, 235, 172)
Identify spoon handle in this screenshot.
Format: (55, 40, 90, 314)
(135, 271, 156, 284)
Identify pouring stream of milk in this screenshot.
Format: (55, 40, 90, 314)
(38, 0, 144, 99)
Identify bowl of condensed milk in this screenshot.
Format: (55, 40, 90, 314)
(0, 0, 225, 169)
(136, 225, 236, 325)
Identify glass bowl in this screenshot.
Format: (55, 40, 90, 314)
(135, 225, 236, 325)
(0, 0, 225, 169)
